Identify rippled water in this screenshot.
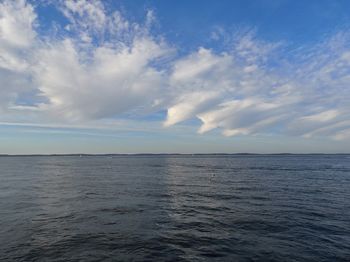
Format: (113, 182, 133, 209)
(0, 155, 350, 261)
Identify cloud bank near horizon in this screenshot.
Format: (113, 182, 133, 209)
(1, 0, 350, 140)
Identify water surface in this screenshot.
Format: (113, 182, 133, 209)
(0, 155, 349, 261)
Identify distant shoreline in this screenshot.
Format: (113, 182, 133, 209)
(0, 153, 349, 157)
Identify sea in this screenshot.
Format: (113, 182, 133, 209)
(0, 154, 349, 261)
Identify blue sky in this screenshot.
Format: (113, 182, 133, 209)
(0, 0, 350, 154)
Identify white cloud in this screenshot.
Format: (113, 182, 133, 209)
(197, 99, 283, 136)
(164, 31, 350, 140)
(0, 0, 36, 110)
(34, 37, 170, 120)
(300, 110, 339, 123)
(164, 91, 221, 127)
(61, 0, 107, 33)
(0, 0, 36, 48)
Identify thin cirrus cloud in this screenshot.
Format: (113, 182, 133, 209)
(0, 0, 349, 140)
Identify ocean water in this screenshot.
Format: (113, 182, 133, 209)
(0, 155, 349, 261)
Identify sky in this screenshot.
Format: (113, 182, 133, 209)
(1, 0, 350, 154)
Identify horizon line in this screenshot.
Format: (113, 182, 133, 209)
(1, 153, 349, 157)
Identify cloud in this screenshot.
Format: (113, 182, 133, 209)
(164, 91, 221, 127)
(0, 0, 36, 48)
(0, 0, 36, 110)
(34, 37, 170, 120)
(0, 0, 350, 140)
(164, 38, 290, 136)
(164, 32, 350, 140)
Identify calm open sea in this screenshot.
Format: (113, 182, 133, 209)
(0, 155, 349, 261)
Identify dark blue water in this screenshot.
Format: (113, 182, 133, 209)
(0, 155, 349, 261)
